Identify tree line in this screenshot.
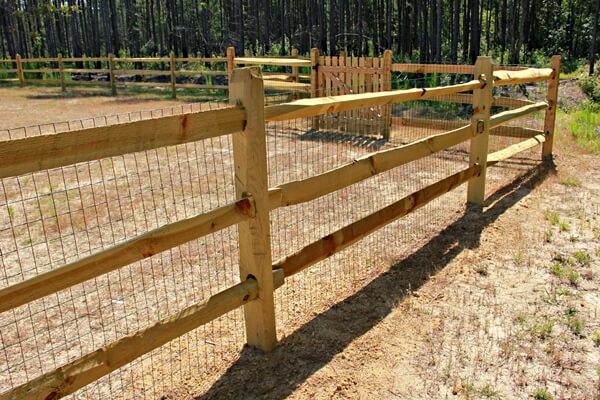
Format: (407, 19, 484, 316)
(1, 0, 599, 67)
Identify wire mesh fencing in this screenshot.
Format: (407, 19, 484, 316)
(0, 73, 550, 399)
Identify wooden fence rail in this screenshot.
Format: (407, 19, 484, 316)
(0, 54, 560, 400)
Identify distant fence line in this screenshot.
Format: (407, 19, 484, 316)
(0, 53, 560, 399)
(0, 48, 532, 100)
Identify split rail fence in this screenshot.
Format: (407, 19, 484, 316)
(0, 54, 559, 399)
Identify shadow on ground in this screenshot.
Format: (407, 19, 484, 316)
(197, 161, 556, 400)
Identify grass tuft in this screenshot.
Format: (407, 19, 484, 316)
(532, 388, 554, 400)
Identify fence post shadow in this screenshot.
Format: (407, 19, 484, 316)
(197, 160, 555, 400)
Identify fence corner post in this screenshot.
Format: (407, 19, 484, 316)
(169, 51, 177, 99)
(16, 54, 24, 87)
(229, 67, 278, 352)
(226, 46, 236, 84)
(108, 53, 117, 96)
(58, 53, 65, 92)
(467, 56, 493, 206)
(542, 55, 561, 159)
(310, 47, 320, 131)
(382, 49, 393, 139)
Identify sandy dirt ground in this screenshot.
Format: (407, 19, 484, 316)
(0, 83, 597, 400)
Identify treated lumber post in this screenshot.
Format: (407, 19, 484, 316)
(58, 53, 65, 92)
(229, 67, 278, 352)
(16, 54, 24, 86)
(108, 53, 117, 96)
(467, 56, 493, 205)
(542, 55, 561, 159)
(226, 46, 235, 85)
(382, 49, 393, 139)
(291, 47, 299, 82)
(310, 48, 320, 131)
(170, 51, 177, 99)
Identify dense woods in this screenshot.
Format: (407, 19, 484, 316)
(0, 0, 599, 66)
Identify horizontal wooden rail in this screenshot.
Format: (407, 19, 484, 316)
(62, 68, 109, 74)
(273, 165, 480, 278)
(175, 83, 228, 90)
(0, 275, 287, 400)
(115, 81, 172, 87)
(391, 63, 528, 74)
(320, 66, 383, 74)
(21, 57, 59, 62)
(234, 57, 311, 67)
(0, 106, 245, 179)
(268, 125, 473, 209)
(392, 116, 544, 138)
(116, 57, 170, 63)
(263, 80, 311, 92)
(493, 68, 554, 86)
(487, 134, 546, 166)
(0, 197, 256, 313)
(427, 93, 535, 108)
(175, 57, 227, 62)
(489, 101, 548, 128)
(62, 57, 108, 62)
(22, 68, 60, 73)
(0, 68, 17, 73)
(264, 79, 483, 122)
(175, 70, 227, 76)
(23, 78, 61, 84)
(113, 69, 171, 76)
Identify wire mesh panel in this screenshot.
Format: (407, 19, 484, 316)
(0, 69, 551, 399)
(0, 103, 248, 399)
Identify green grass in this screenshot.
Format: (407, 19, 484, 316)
(573, 250, 591, 266)
(564, 103, 600, 154)
(592, 331, 600, 346)
(546, 212, 560, 226)
(559, 177, 581, 187)
(532, 388, 554, 400)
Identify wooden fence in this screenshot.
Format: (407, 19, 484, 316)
(0, 54, 559, 399)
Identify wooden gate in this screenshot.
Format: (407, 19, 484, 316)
(316, 51, 393, 138)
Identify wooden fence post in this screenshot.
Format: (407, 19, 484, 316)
(226, 46, 235, 85)
(467, 56, 493, 205)
(310, 48, 320, 131)
(229, 67, 278, 352)
(170, 51, 177, 99)
(16, 54, 24, 86)
(58, 53, 65, 92)
(542, 55, 561, 159)
(108, 53, 117, 96)
(291, 47, 299, 82)
(382, 49, 393, 139)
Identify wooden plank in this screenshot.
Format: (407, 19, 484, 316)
(170, 51, 177, 98)
(273, 166, 480, 278)
(310, 48, 320, 130)
(234, 57, 311, 67)
(392, 116, 543, 138)
(117, 81, 172, 87)
(22, 79, 61, 84)
(113, 69, 171, 76)
(62, 68, 110, 73)
(108, 53, 116, 95)
(0, 197, 255, 313)
(391, 63, 527, 74)
(487, 134, 546, 166)
(427, 93, 535, 108)
(467, 56, 493, 205)
(58, 54, 65, 92)
(542, 55, 561, 158)
(227, 47, 235, 83)
(174, 83, 228, 90)
(176, 57, 227, 62)
(263, 80, 311, 91)
(0, 68, 17, 73)
(0, 278, 262, 400)
(0, 106, 245, 179)
(493, 68, 554, 86)
(268, 125, 473, 209)
(320, 65, 383, 74)
(21, 68, 60, 73)
(117, 57, 170, 62)
(230, 67, 278, 352)
(489, 101, 548, 128)
(64, 80, 112, 86)
(21, 57, 59, 62)
(291, 48, 299, 82)
(62, 57, 108, 62)
(264, 79, 483, 122)
(176, 70, 228, 76)
(16, 54, 24, 86)
(382, 50, 393, 139)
